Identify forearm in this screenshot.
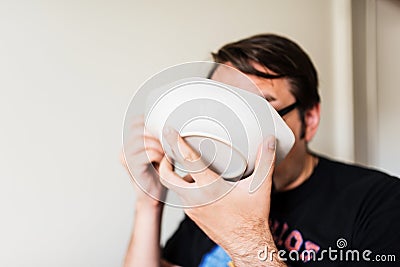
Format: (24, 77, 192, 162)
(124, 201, 164, 267)
(228, 220, 286, 267)
(231, 240, 286, 266)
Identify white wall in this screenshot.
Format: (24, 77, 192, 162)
(0, 1, 359, 266)
(352, 0, 400, 176)
(376, 0, 400, 175)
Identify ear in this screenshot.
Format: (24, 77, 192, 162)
(304, 103, 320, 142)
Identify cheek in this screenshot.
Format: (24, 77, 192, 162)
(284, 116, 302, 140)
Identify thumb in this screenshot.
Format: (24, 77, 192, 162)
(248, 136, 276, 193)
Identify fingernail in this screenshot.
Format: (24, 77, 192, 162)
(162, 126, 178, 144)
(163, 126, 173, 136)
(267, 137, 276, 151)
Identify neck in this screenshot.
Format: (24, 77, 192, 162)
(274, 153, 318, 192)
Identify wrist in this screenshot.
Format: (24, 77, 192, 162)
(135, 197, 164, 214)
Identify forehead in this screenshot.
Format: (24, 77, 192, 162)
(210, 63, 262, 96)
(210, 62, 295, 106)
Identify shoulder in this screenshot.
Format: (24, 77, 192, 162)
(312, 155, 400, 217)
(316, 155, 400, 191)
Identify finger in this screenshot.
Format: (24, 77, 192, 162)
(159, 156, 194, 191)
(144, 135, 163, 150)
(132, 136, 164, 155)
(120, 149, 128, 168)
(163, 127, 200, 162)
(162, 126, 218, 185)
(128, 115, 157, 141)
(248, 135, 276, 193)
(127, 133, 163, 154)
(130, 115, 145, 128)
(121, 150, 163, 179)
(145, 149, 164, 165)
(131, 128, 157, 140)
(131, 149, 164, 167)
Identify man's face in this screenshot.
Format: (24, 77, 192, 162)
(211, 62, 317, 186)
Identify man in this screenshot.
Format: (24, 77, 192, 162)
(122, 34, 400, 266)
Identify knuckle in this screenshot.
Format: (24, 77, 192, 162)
(183, 153, 196, 162)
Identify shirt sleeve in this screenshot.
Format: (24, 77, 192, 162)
(350, 173, 400, 266)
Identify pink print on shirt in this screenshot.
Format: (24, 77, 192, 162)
(270, 218, 321, 262)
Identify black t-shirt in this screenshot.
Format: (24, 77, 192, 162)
(163, 156, 400, 266)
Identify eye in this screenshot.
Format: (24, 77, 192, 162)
(264, 95, 277, 102)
